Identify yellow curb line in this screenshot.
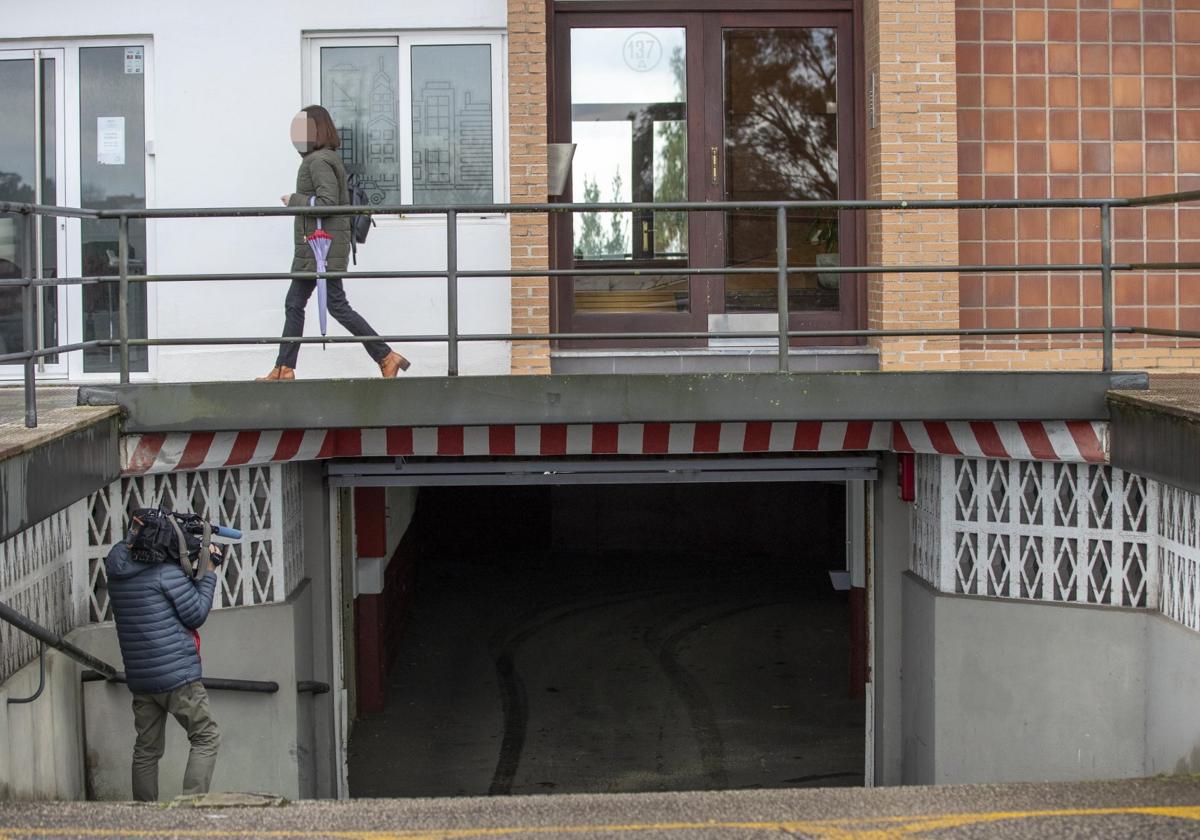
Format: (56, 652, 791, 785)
(3, 805, 1200, 840)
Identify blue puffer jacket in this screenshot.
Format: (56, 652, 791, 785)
(105, 541, 217, 694)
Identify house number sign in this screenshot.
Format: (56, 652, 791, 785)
(623, 32, 662, 72)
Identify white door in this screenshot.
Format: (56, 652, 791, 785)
(0, 48, 68, 378)
(64, 43, 152, 380)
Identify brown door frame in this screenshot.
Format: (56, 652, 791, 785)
(552, 11, 709, 348)
(549, 2, 865, 347)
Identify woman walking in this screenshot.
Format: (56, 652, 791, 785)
(259, 105, 409, 380)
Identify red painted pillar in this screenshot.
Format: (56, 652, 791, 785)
(355, 595, 386, 714)
(355, 487, 387, 556)
(848, 586, 867, 700)
(354, 488, 388, 715)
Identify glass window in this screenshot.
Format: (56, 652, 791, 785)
(80, 45, 148, 372)
(321, 46, 402, 206)
(0, 56, 58, 361)
(410, 44, 493, 205)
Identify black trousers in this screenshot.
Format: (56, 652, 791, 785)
(275, 278, 391, 369)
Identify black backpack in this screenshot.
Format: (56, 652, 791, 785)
(346, 173, 375, 265)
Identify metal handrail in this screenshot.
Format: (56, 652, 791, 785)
(80, 670, 280, 694)
(6, 190, 1200, 427)
(0, 597, 317, 698)
(0, 598, 120, 680)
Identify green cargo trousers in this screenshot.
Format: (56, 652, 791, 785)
(131, 681, 220, 801)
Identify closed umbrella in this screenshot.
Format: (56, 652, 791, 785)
(306, 196, 332, 336)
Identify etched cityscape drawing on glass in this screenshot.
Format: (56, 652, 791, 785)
(411, 44, 493, 205)
(322, 47, 402, 206)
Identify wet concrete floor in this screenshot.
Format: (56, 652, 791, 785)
(348, 544, 863, 798)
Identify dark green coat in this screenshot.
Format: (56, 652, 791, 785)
(288, 148, 352, 273)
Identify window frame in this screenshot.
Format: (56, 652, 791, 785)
(304, 31, 508, 220)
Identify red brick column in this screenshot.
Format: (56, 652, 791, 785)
(866, 0, 962, 370)
(509, 0, 551, 374)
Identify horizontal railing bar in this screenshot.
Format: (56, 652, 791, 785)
(15, 262, 1121, 289)
(102, 327, 1131, 349)
(81, 671, 280, 694)
(469, 263, 1110, 278)
(1126, 262, 1200, 271)
(0, 201, 101, 219)
(0, 276, 106, 288)
(18, 192, 1200, 223)
(1128, 327, 1200, 339)
(30, 196, 1200, 223)
(0, 340, 102, 364)
(91, 197, 1137, 220)
(1121, 188, 1200, 208)
(453, 328, 1129, 341)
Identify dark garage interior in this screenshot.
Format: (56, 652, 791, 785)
(347, 480, 865, 798)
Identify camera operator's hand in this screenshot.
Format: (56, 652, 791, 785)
(201, 544, 223, 576)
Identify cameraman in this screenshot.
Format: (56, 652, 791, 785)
(105, 512, 223, 802)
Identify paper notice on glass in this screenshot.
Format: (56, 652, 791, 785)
(124, 47, 144, 74)
(97, 117, 125, 165)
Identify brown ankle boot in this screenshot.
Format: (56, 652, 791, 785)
(256, 366, 296, 381)
(379, 352, 411, 378)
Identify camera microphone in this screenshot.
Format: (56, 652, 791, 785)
(212, 525, 243, 540)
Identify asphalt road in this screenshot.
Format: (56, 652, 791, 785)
(2, 778, 1199, 839)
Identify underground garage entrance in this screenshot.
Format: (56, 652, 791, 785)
(338, 460, 869, 798)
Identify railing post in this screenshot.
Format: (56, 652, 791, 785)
(118, 213, 130, 383)
(446, 209, 459, 377)
(776, 206, 789, 373)
(1100, 203, 1113, 372)
(21, 210, 37, 428)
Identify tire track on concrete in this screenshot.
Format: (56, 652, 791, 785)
(487, 588, 671, 796)
(647, 597, 797, 792)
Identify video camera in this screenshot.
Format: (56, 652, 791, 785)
(127, 507, 243, 580)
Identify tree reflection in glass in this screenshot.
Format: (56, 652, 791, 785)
(723, 28, 840, 312)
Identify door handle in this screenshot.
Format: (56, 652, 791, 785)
(710, 146, 719, 185)
(642, 219, 650, 251)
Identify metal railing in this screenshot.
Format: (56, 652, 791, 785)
(0, 597, 327, 697)
(4, 191, 1200, 427)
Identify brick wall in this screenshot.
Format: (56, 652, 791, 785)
(508, 0, 552, 374)
(866, 0, 962, 370)
(957, 0, 1200, 370)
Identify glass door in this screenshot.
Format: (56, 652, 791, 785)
(553, 14, 709, 345)
(75, 44, 149, 374)
(0, 49, 67, 376)
(707, 13, 858, 338)
(553, 11, 858, 345)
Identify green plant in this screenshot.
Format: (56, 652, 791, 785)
(808, 217, 838, 253)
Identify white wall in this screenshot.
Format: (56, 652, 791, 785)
(899, 575, 1200, 786)
(0, 648, 86, 801)
(1144, 614, 1200, 776)
(6, 0, 512, 382)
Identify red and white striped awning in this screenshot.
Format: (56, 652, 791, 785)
(892, 421, 1108, 464)
(122, 420, 1108, 475)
